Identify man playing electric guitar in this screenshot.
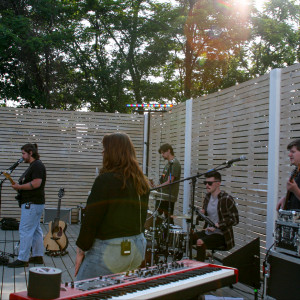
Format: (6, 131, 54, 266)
(277, 139, 300, 211)
(7, 143, 46, 268)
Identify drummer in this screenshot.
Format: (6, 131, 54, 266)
(150, 143, 181, 224)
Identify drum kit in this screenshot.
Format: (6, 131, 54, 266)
(143, 191, 192, 266)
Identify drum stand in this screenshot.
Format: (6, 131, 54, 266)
(183, 220, 190, 259)
(149, 210, 160, 266)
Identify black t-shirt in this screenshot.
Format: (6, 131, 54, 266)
(76, 172, 149, 251)
(19, 160, 46, 205)
(287, 172, 300, 210)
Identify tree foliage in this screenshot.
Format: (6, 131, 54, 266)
(248, 0, 300, 76)
(0, 0, 179, 111)
(173, 0, 253, 99)
(0, 0, 83, 109)
(65, 0, 180, 112)
(0, 0, 299, 111)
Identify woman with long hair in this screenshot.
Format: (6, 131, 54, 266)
(75, 133, 149, 280)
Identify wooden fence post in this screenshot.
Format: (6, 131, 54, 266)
(266, 68, 282, 250)
(183, 99, 193, 231)
(143, 112, 149, 175)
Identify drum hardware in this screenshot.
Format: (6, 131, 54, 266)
(157, 223, 188, 261)
(143, 231, 160, 267)
(145, 210, 162, 266)
(183, 220, 191, 259)
(278, 209, 300, 223)
(144, 210, 164, 230)
(144, 211, 190, 265)
(274, 219, 300, 257)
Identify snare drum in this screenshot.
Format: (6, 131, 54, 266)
(159, 224, 187, 251)
(168, 225, 187, 250)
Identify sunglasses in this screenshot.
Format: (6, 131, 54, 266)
(203, 181, 220, 186)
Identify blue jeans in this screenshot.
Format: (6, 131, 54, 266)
(76, 233, 146, 280)
(18, 203, 44, 262)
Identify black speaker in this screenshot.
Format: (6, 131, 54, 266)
(222, 237, 261, 289)
(266, 250, 300, 300)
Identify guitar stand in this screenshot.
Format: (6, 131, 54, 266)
(45, 249, 69, 257)
(150, 210, 160, 266)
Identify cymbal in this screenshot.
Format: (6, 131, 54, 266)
(150, 190, 172, 199)
(171, 214, 191, 219)
(150, 190, 170, 196)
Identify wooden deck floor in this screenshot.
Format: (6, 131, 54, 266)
(0, 224, 263, 300)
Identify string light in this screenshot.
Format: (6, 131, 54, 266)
(126, 104, 173, 108)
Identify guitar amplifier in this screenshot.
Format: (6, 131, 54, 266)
(43, 208, 72, 224)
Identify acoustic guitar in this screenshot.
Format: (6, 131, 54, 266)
(43, 188, 69, 252)
(283, 164, 300, 210)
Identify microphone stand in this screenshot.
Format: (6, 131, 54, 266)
(164, 161, 173, 263)
(0, 170, 9, 219)
(151, 161, 237, 259)
(0, 177, 4, 219)
(0, 170, 19, 259)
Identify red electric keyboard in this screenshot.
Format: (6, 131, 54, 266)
(10, 260, 238, 300)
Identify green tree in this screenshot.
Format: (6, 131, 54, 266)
(0, 0, 83, 109)
(66, 0, 179, 112)
(172, 0, 253, 99)
(0, 0, 181, 111)
(249, 0, 300, 76)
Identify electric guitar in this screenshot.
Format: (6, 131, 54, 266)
(194, 207, 217, 228)
(2, 172, 22, 207)
(2, 171, 15, 185)
(43, 188, 69, 252)
(283, 164, 300, 210)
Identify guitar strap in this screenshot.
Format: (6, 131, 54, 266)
(18, 160, 38, 184)
(285, 169, 300, 209)
(17, 160, 38, 206)
(159, 163, 170, 184)
(283, 165, 300, 210)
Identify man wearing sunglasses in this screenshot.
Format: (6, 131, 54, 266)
(193, 171, 239, 261)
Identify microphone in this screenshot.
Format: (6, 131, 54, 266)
(224, 155, 247, 165)
(8, 158, 24, 171)
(169, 159, 174, 164)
